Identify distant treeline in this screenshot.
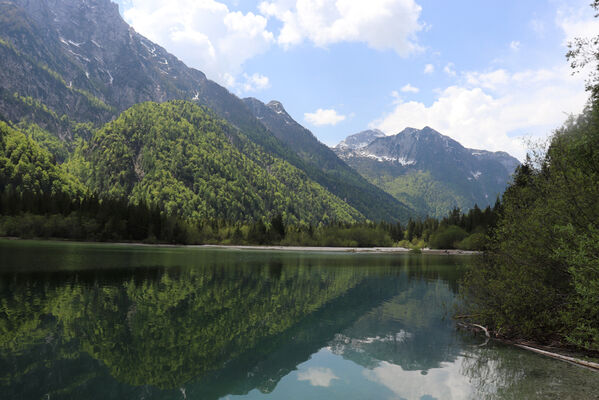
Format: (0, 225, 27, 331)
(0, 183, 498, 249)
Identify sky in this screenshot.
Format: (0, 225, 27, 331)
(113, 0, 599, 160)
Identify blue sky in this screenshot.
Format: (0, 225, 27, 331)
(114, 0, 598, 159)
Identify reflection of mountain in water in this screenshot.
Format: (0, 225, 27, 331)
(0, 244, 468, 399)
(329, 278, 464, 372)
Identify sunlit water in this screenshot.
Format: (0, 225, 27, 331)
(0, 240, 597, 400)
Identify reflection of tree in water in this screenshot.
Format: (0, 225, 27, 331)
(1, 265, 359, 394)
(0, 249, 464, 399)
(460, 342, 599, 399)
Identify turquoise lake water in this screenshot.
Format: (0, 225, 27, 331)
(0, 239, 597, 399)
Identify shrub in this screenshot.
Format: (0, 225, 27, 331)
(429, 225, 468, 249)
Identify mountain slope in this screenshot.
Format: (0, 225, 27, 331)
(0, 0, 411, 223)
(0, 121, 85, 198)
(334, 127, 519, 217)
(0, 0, 296, 161)
(71, 101, 362, 223)
(336, 129, 386, 150)
(243, 98, 413, 222)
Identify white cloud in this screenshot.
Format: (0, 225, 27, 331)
(363, 359, 478, 399)
(122, 0, 274, 87)
(244, 73, 271, 92)
(401, 83, 420, 93)
(305, 108, 347, 126)
(371, 64, 587, 160)
(424, 63, 435, 74)
(510, 40, 521, 51)
(223, 72, 271, 94)
(297, 367, 339, 387)
(556, 1, 599, 45)
(443, 62, 456, 77)
(259, 0, 424, 56)
(371, 2, 594, 160)
(465, 69, 510, 90)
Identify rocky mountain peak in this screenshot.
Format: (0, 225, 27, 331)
(266, 100, 287, 115)
(335, 129, 386, 150)
(333, 126, 520, 216)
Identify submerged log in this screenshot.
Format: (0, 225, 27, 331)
(455, 320, 599, 371)
(513, 343, 599, 371)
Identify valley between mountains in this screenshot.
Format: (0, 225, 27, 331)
(0, 0, 518, 245)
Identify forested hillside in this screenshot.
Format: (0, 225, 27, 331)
(0, 121, 84, 199)
(71, 101, 362, 224)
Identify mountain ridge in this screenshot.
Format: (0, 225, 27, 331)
(243, 97, 414, 222)
(334, 127, 519, 217)
(0, 0, 411, 223)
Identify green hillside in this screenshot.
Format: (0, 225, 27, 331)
(0, 121, 84, 198)
(71, 101, 362, 224)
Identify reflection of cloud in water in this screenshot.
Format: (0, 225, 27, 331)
(363, 358, 481, 400)
(297, 367, 339, 387)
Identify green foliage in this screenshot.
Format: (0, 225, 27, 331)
(429, 225, 468, 249)
(15, 121, 71, 162)
(78, 101, 362, 224)
(0, 121, 84, 197)
(72, 88, 114, 113)
(11, 92, 59, 121)
(38, 62, 67, 86)
(456, 232, 488, 251)
(5, 92, 98, 141)
(245, 99, 413, 222)
(370, 170, 471, 218)
(461, 102, 599, 351)
(0, 115, 498, 249)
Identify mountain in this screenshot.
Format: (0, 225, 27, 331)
(69, 101, 363, 224)
(334, 127, 520, 217)
(0, 0, 260, 137)
(242, 98, 413, 222)
(336, 129, 386, 150)
(0, 0, 411, 223)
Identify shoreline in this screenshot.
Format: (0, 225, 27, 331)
(456, 322, 599, 371)
(198, 244, 480, 255)
(0, 237, 480, 255)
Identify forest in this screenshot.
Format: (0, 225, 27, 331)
(0, 101, 496, 249)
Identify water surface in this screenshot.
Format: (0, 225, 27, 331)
(0, 240, 597, 399)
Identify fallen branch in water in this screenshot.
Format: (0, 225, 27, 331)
(455, 321, 599, 371)
(513, 343, 599, 371)
(471, 323, 490, 338)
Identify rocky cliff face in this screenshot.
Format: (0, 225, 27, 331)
(335, 129, 386, 150)
(0, 0, 270, 140)
(0, 0, 195, 121)
(334, 127, 520, 216)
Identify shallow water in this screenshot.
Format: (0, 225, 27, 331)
(0, 239, 597, 400)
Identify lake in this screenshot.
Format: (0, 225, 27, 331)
(0, 240, 597, 399)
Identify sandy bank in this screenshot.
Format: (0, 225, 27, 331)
(197, 244, 480, 255)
